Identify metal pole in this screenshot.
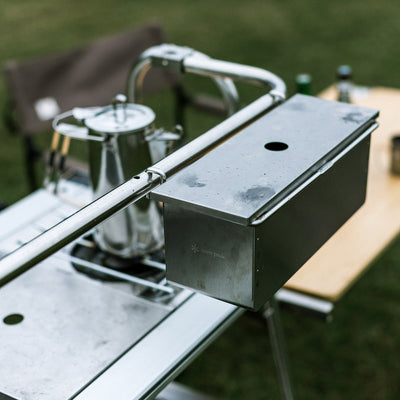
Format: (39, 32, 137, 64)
(0, 170, 160, 287)
(0, 93, 281, 287)
(127, 46, 241, 116)
(183, 56, 287, 97)
(127, 44, 287, 113)
(263, 298, 295, 400)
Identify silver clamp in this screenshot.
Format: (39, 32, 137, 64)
(143, 44, 197, 73)
(146, 167, 167, 183)
(269, 89, 286, 103)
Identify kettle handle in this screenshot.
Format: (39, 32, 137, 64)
(52, 110, 104, 142)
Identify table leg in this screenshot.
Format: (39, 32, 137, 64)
(263, 298, 295, 400)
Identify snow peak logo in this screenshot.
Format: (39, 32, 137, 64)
(191, 243, 225, 260)
(191, 243, 200, 254)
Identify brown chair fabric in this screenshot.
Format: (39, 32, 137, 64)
(3, 23, 226, 191)
(4, 22, 178, 135)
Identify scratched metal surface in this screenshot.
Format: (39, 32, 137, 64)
(0, 257, 171, 400)
(152, 94, 378, 224)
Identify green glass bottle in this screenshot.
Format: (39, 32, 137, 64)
(295, 73, 312, 95)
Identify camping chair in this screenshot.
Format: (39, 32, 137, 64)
(3, 23, 226, 191)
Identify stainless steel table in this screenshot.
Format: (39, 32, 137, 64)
(0, 181, 242, 400)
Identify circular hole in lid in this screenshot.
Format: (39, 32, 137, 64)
(3, 313, 24, 325)
(264, 142, 288, 151)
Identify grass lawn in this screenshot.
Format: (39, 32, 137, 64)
(1, 1, 400, 399)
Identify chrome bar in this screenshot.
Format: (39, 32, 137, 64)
(183, 55, 286, 98)
(141, 257, 166, 271)
(275, 288, 334, 316)
(126, 55, 152, 103)
(263, 298, 295, 400)
(127, 44, 240, 116)
(0, 93, 281, 287)
(209, 76, 239, 116)
(0, 170, 160, 287)
(56, 253, 174, 294)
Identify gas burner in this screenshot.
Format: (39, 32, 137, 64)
(71, 236, 165, 282)
(67, 236, 179, 304)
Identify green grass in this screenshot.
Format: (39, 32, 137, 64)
(2, 1, 400, 398)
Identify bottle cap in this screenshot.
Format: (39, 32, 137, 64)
(337, 65, 352, 80)
(296, 73, 312, 95)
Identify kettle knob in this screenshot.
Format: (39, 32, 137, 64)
(112, 94, 127, 108)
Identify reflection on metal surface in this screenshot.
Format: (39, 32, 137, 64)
(0, 186, 194, 399)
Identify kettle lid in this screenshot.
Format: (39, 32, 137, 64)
(84, 102, 155, 135)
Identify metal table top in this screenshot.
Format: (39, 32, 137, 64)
(0, 182, 241, 400)
(152, 94, 378, 225)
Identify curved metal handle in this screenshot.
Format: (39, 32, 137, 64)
(127, 44, 241, 116)
(184, 54, 287, 98)
(146, 129, 181, 143)
(127, 44, 286, 113)
(52, 110, 104, 142)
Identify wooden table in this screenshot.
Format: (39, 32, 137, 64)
(284, 86, 400, 302)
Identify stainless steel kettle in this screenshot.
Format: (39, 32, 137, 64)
(53, 95, 175, 258)
(51, 44, 249, 260)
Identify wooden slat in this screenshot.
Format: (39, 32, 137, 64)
(284, 86, 400, 301)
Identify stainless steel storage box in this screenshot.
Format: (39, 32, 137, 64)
(152, 95, 378, 310)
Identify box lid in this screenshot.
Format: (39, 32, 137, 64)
(151, 94, 378, 225)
